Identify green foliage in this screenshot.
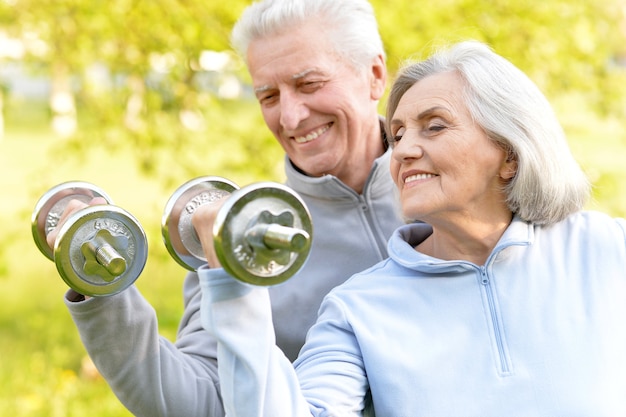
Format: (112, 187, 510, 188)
(0, 0, 267, 184)
(372, 0, 626, 115)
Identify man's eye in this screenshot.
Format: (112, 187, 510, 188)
(259, 94, 277, 105)
(300, 81, 324, 92)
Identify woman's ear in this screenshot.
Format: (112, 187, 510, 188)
(500, 151, 518, 180)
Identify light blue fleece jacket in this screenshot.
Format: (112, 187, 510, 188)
(200, 211, 626, 417)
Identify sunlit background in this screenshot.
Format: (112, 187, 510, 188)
(1, 1, 625, 415)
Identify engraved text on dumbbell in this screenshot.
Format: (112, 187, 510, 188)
(184, 190, 230, 214)
(46, 211, 62, 234)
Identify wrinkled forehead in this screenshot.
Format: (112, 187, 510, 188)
(247, 28, 353, 91)
(394, 72, 466, 112)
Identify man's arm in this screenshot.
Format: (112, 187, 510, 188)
(66, 273, 224, 417)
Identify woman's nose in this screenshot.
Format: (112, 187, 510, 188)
(392, 133, 423, 162)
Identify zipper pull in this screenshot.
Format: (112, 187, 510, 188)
(480, 267, 489, 285)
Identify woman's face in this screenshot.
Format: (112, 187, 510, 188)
(388, 71, 515, 226)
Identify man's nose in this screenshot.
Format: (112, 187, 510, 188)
(279, 91, 309, 131)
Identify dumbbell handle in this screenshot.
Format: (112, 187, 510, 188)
(96, 245, 127, 276)
(82, 239, 127, 279)
(245, 224, 310, 252)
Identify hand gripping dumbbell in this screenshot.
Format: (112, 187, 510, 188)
(32, 181, 148, 296)
(162, 176, 313, 286)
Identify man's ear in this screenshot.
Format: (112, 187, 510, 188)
(369, 54, 387, 101)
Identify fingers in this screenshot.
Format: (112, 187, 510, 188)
(88, 197, 108, 206)
(191, 197, 227, 268)
(45, 197, 109, 249)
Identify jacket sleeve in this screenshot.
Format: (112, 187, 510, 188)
(65, 272, 224, 417)
(294, 295, 370, 416)
(199, 267, 311, 417)
(198, 267, 368, 417)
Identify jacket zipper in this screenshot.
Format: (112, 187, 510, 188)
(480, 266, 513, 376)
(357, 195, 387, 259)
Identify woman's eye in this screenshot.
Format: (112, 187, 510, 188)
(428, 123, 446, 132)
(387, 127, 404, 147)
(425, 116, 449, 132)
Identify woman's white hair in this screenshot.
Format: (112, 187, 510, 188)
(231, 0, 385, 71)
(386, 40, 590, 226)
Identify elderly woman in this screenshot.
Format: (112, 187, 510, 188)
(200, 41, 626, 416)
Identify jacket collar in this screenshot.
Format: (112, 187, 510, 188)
(388, 216, 534, 273)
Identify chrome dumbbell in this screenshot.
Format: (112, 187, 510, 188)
(162, 176, 313, 286)
(32, 181, 148, 296)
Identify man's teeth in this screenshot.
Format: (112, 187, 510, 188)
(405, 173, 436, 183)
(295, 125, 330, 143)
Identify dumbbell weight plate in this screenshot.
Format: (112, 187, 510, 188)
(214, 182, 313, 286)
(54, 205, 148, 296)
(162, 176, 239, 271)
(32, 181, 113, 261)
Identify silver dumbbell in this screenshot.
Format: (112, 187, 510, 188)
(32, 181, 148, 296)
(162, 176, 313, 286)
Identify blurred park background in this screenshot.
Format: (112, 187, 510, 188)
(0, 0, 625, 415)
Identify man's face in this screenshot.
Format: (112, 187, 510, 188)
(246, 22, 385, 180)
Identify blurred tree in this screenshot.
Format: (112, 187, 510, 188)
(0, 0, 624, 184)
(0, 0, 281, 185)
(372, 0, 626, 113)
